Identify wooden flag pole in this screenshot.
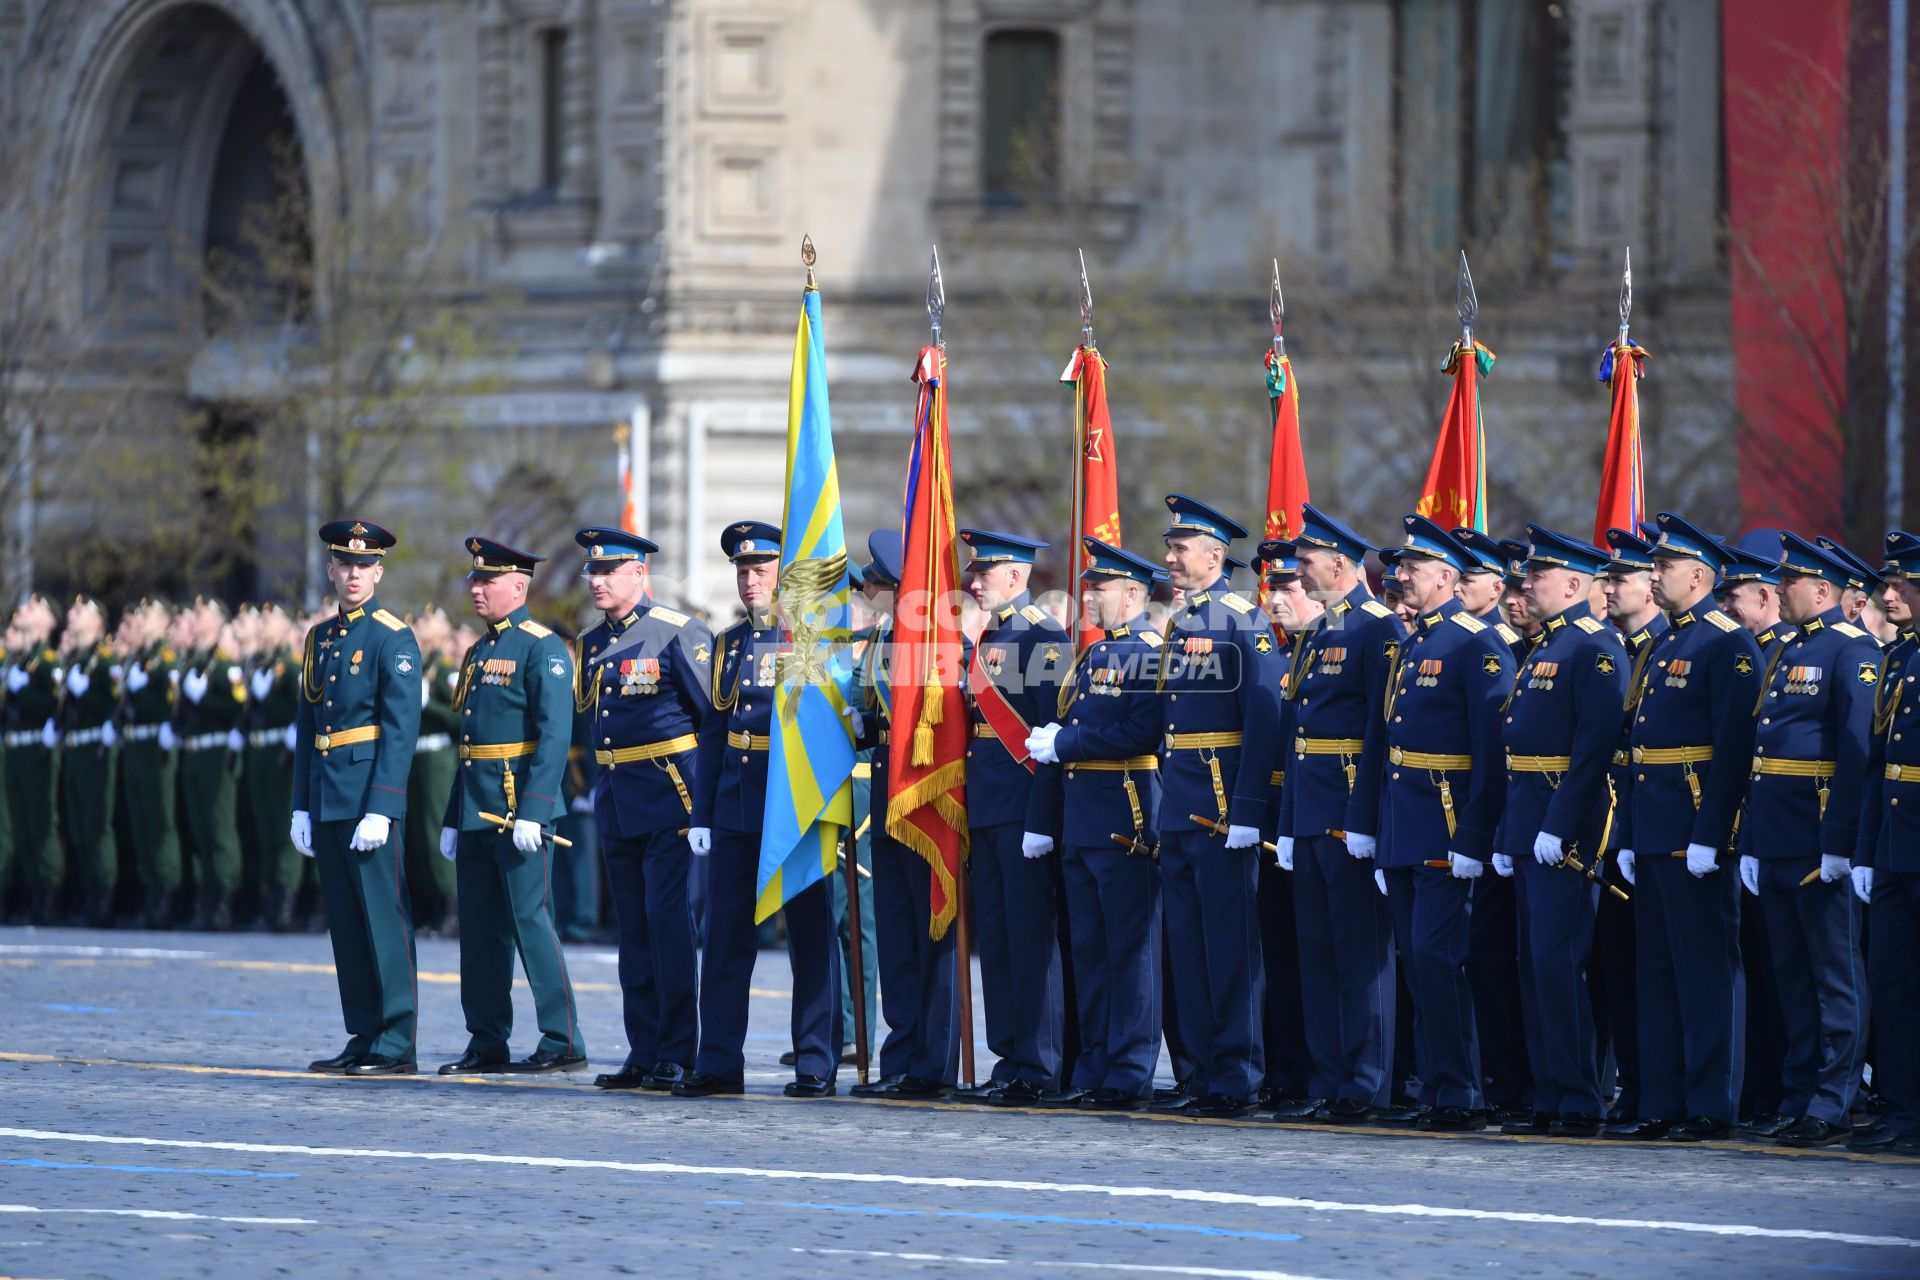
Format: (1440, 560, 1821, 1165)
(841, 828, 871, 1086)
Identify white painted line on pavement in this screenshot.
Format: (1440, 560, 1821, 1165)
(0, 945, 216, 960)
(0, 1203, 315, 1226)
(795, 1246, 1328, 1279)
(0, 1127, 1911, 1249)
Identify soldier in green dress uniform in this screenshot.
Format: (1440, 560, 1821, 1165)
(175, 598, 246, 930)
(4, 595, 62, 923)
(436, 536, 586, 1075)
(242, 606, 302, 930)
(117, 600, 183, 929)
(290, 519, 424, 1074)
(406, 605, 461, 936)
(56, 596, 119, 925)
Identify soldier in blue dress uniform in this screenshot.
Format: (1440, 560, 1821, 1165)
(1275, 504, 1405, 1123)
(290, 520, 424, 1076)
(952, 528, 1069, 1105)
(1732, 532, 1877, 1146)
(1496, 525, 1627, 1137)
(680, 521, 841, 1098)
(1612, 512, 1763, 1141)
(1373, 516, 1513, 1131)
(1149, 495, 1285, 1119)
(1854, 530, 1920, 1154)
(572, 526, 714, 1093)
(849, 530, 957, 1100)
(1025, 538, 1167, 1110)
(436, 537, 586, 1076)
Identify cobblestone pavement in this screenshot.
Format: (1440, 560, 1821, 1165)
(2, 926, 1916, 1280)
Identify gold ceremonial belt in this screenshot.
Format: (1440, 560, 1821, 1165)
(458, 740, 535, 761)
(973, 723, 1000, 739)
(1612, 749, 1630, 766)
(1751, 756, 1835, 778)
(595, 733, 698, 766)
(1295, 736, 1363, 755)
(851, 762, 872, 779)
(313, 725, 380, 752)
(1886, 763, 1920, 782)
(727, 730, 772, 752)
(1631, 745, 1713, 765)
(1508, 753, 1573, 773)
(1270, 770, 1286, 786)
(1390, 747, 1472, 770)
(1168, 731, 1243, 751)
(1067, 756, 1160, 773)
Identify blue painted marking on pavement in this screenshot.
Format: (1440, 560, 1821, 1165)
(41, 1003, 119, 1014)
(712, 1198, 1302, 1243)
(4, 1157, 297, 1179)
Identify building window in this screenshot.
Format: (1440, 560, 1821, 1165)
(539, 27, 568, 192)
(980, 29, 1061, 203)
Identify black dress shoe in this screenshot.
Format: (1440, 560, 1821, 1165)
(987, 1078, 1045, 1107)
(888, 1075, 950, 1099)
(1269, 1096, 1329, 1120)
(784, 1075, 836, 1098)
(1668, 1115, 1732, 1143)
(594, 1065, 651, 1091)
(1490, 1103, 1535, 1127)
(1549, 1113, 1605, 1138)
(344, 1053, 416, 1076)
(308, 1048, 363, 1074)
(1036, 1087, 1090, 1109)
(1775, 1116, 1851, 1148)
(779, 1049, 798, 1066)
(947, 1082, 1001, 1104)
(640, 1062, 690, 1091)
(1150, 1084, 1191, 1103)
(1737, 1112, 1795, 1140)
(1846, 1123, 1900, 1152)
(672, 1072, 744, 1097)
(438, 1051, 511, 1076)
(1374, 1102, 1430, 1128)
(1081, 1088, 1145, 1112)
(507, 1050, 588, 1074)
(1191, 1093, 1258, 1119)
(1420, 1106, 1488, 1132)
(1313, 1098, 1379, 1125)
(838, 1044, 859, 1065)
(1148, 1088, 1200, 1114)
(1603, 1117, 1671, 1140)
(849, 1074, 904, 1099)
(1500, 1112, 1552, 1135)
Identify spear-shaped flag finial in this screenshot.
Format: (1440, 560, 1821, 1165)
(1270, 258, 1286, 360)
(801, 234, 818, 292)
(1618, 245, 1633, 344)
(1077, 248, 1094, 348)
(927, 245, 946, 349)
(1455, 249, 1478, 344)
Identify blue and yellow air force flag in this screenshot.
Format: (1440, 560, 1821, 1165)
(756, 285, 857, 923)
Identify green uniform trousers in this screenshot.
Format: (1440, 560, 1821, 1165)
(4, 746, 59, 894)
(177, 747, 241, 896)
(454, 827, 584, 1060)
(405, 749, 459, 920)
(244, 746, 300, 894)
(59, 746, 117, 903)
(312, 817, 417, 1059)
(118, 741, 181, 898)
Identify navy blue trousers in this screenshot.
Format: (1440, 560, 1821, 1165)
(1384, 866, 1482, 1110)
(1740, 878, 1789, 1115)
(1757, 857, 1865, 1124)
(1636, 854, 1744, 1124)
(1514, 857, 1603, 1118)
(967, 820, 1062, 1087)
(1870, 870, 1920, 1138)
(1468, 871, 1532, 1109)
(601, 825, 697, 1070)
(1292, 834, 1395, 1105)
(871, 830, 957, 1082)
(1256, 854, 1312, 1097)
(693, 826, 841, 1083)
(1589, 880, 1639, 1117)
(1061, 843, 1162, 1096)
(1159, 829, 1260, 1101)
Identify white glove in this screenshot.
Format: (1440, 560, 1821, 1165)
(291, 810, 313, 858)
(1373, 868, 1388, 896)
(1819, 854, 1850, 883)
(51, 666, 63, 684)
(126, 664, 149, 692)
(689, 826, 711, 856)
(100, 720, 117, 748)
(512, 819, 543, 853)
(1492, 853, 1515, 878)
(248, 669, 272, 700)
(1532, 831, 1565, 867)
(447, 668, 460, 690)
(1275, 835, 1294, 871)
(1853, 864, 1874, 903)
(226, 729, 244, 753)
(4, 665, 27, 693)
(1345, 830, 1376, 860)
(1450, 853, 1484, 879)
(1617, 848, 1636, 885)
(1025, 722, 1062, 765)
(1225, 824, 1261, 850)
(40, 719, 57, 749)
(1021, 831, 1054, 859)
(844, 706, 865, 739)
(420, 677, 430, 708)
(1685, 843, 1718, 877)
(284, 724, 297, 751)
(182, 668, 209, 703)
(109, 664, 123, 680)
(570, 794, 594, 815)
(66, 668, 90, 696)
(349, 812, 391, 851)
(1739, 855, 1760, 896)
(439, 827, 458, 861)
(158, 722, 179, 752)
(227, 665, 243, 686)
